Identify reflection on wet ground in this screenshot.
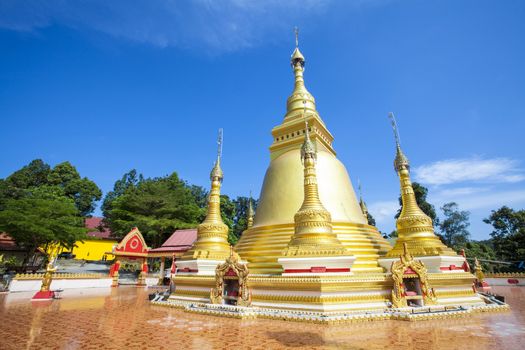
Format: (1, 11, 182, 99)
(1, 286, 524, 349)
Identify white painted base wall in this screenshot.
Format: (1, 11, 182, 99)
(9, 278, 113, 292)
(378, 255, 467, 274)
(486, 277, 525, 286)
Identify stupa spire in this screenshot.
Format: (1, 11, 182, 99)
(358, 179, 369, 223)
(283, 104, 346, 257)
(286, 27, 317, 121)
(385, 113, 455, 257)
(181, 129, 230, 260)
(247, 191, 254, 229)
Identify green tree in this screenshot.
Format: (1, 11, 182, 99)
(462, 241, 497, 272)
(102, 169, 142, 216)
(104, 172, 204, 247)
(229, 196, 258, 244)
(439, 202, 470, 250)
(47, 162, 102, 216)
(0, 160, 101, 216)
(366, 212, 376, 227)
(0, 192, 86, 265)
(395, 182, 438, 226)
(483, 206, 525, 265)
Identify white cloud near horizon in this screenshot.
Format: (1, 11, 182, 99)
(368, 200, 398, 222)
(0, 0, 389, 52)
(413, 157, 524, 186)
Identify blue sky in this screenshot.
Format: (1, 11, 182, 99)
(1, 0, 524, 239)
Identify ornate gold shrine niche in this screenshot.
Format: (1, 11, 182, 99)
(210, 248, 252, 307)
(391, 243, 437, 308)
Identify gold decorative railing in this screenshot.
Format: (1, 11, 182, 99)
(485, 272, 525, 278)
(14, 273, 108, 280)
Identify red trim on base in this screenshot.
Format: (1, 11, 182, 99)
(284, 267, 350, 273)
(177, 267, 198, 273)
(32, 291, 55, 300)
(440, 265, 464, 271)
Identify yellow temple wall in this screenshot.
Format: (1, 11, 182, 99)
(46, 239, 117, 261)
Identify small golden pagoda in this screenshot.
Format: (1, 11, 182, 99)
(378, 113, 484, 307)
(176, 129, 233, 275)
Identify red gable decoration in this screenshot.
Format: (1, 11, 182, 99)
(113, 227, 149, 258)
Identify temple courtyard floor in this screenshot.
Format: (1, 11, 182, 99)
(0, 286, 524, 350)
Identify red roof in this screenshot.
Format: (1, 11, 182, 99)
(149, 229, 197, 254)
(85, 217, 113, 239)
(0, 232, 19, 250)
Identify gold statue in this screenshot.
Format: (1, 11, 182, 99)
(40, 250, 58, 293)
(474, 257, 485, 284)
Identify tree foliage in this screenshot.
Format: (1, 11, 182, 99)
(0, 159, 101, 216)
(366, 212, 376, 227)
(0, 194, 86, 264)
(103, 172, 205, 247)
(439, 202, 470, 250)
(483, 206, 525, 264)
(462, 240, 497, 271)
(0, 159, 100, 266)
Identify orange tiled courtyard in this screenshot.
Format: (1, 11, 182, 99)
(1, 286, 524, 350)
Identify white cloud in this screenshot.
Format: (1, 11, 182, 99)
(0, 0, 392, 52)
(368, 200, 398, 223)
(413, 157, 524, 186)
(432, 189, 525, 211)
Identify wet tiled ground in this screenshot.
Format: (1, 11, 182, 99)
(1, 286, 524, 349)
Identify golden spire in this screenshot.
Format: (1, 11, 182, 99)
(181, 129, 230, 260)
(286, 27, 317, 121)
(283, 104, 346, 257)
(358, 179, 369, 223)
(247, 191, 254, 229)
(385, 113, 456, 257)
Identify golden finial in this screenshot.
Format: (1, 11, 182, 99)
(247, 191, 254, 228)
(210, 128, 224, 181)
(388, 112, 409, 172)
(291, 27, 305, 67)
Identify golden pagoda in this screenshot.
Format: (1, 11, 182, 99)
(246, 194, 254, 229)
(163, 30, 507, 321)
(175, 129, 233, 275)
(235, 29, 392, 275)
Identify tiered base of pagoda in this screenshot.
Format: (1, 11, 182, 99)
(235, 222, 391, 275)
(171, 273, 391, 313)
(154, 293, 508, 323)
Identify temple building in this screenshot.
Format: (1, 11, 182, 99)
(160, 33, 507, 321)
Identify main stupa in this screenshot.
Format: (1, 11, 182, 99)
(162, 32, 508, 322)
